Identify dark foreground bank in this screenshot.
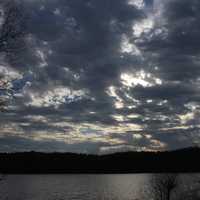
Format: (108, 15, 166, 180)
(0, 147, 200, 173)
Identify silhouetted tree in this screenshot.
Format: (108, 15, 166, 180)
(0, 0, 26, 53)
(0, 0, 25, 111)
(0, 77, 13, 111)
(150, 174, 179, 200)
(0, 79, 7, 111)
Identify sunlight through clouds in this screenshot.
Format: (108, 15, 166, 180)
(120, 34, 141, 56)
(0, 0, 200, 153)
(133, 18, 154, 37)
(36, 49, 48, 68)
(27, 87, 88, 108)
(120, 70, 162, 88)
(128, 0, 145, 9)
(106, 86, 124, 109)
(179, 112, 195, 124)
(0, 65, 22, 81)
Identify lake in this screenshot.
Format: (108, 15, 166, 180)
(0, 174, 199, 200)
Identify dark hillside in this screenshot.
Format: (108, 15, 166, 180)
(0, 147, 200, 173)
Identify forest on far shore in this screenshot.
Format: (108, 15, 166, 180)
(0, 147, 200, 173)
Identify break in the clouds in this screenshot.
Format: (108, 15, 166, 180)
(0, 0, 200, 154)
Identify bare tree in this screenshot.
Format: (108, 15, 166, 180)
(0, 79, 6, 111)
(0, 0, 26, 111)
(150, 174, 179, 200)
(0, 78, 12, 111)
(0, 0, 26, 53)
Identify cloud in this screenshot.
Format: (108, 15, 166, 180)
(0, 0, 200, 153)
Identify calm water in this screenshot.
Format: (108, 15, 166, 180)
(0, 174, 148, 200)
(0, 174, 199, 200)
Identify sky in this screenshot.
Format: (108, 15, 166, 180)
(0, 0, 200, 154)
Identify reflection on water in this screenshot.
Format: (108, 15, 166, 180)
(0, 174, 199, 200)
(0, 174, 148, 200)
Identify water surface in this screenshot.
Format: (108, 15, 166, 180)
(0, 174, 199, 200)
(0, 174, 148, 200)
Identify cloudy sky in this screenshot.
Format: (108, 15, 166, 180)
(0, 0, 200, 154)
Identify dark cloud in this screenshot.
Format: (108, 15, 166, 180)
(0, 0, 200, 153)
